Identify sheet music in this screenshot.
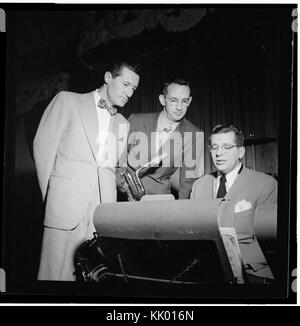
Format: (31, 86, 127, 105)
(136, 152, 167, 177)
(219, 227, 245, 284)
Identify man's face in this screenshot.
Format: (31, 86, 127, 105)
(210, 131, 245, 174)
(159, 83, 192, 122)
(106, 66, 140, 107)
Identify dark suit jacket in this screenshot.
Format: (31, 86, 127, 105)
(127, 112, 204, 199)
(190, 167, 277, 279)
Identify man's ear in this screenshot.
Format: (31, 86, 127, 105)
(104, 71, 112, 84)
(239, 146, 246, 160)
(159, 94, 165, 106)
(188, 96, 192, 105)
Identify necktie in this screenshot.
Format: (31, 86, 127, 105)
(158, 126, 172, 151)
(217, 174, 227, 198)
(97, 98, 117, 116)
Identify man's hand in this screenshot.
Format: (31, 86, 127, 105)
(115, 166, 145, 201)
(115, 167, 130, 193)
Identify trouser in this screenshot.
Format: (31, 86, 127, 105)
(37, 168, 117, 281)
(37, 187, 99, 281)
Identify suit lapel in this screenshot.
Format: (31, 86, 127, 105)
(207, 173, 217, 198)
(219, 166, 248, 226)
(225, 166, 248, 199)
(78, 92, 99, 162)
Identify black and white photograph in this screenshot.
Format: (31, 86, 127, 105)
(0, 2, 297, 305)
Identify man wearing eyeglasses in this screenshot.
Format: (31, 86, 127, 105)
(190, 124, 277, 283)
(118, 78, 204, 199)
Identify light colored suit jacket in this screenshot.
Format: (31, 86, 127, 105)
(34, 91, 129, 230)
(190, 167, 277, 279)
(127, 112, 204, 199)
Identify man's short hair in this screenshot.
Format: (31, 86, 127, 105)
(162, 78, 191, 97)
(209, 124, 245, 146)
(108, 60, 141, 78)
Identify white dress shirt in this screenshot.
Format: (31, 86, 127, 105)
(155, 111, 180, 153)
(94, 90, 112, 166)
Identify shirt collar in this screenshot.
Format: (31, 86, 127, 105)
(218, 161, 242, 189)
(94, 89, 101, 107)
(157, 111, 180, 132)
(94, 89, 112, 118)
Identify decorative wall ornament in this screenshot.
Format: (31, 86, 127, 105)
(77, 8, 212, 69)
(158, 8, 208, 32)
(16, 72, 69, 116)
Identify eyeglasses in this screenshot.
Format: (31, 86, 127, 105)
(166, 97, 191, 108)
(208, 144, 240, 153)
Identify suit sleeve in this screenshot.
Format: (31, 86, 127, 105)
(33, 92, 72, 200)
(254, 177, 278, 240)
(178, 130, 204, 199)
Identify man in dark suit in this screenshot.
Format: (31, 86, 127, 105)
(33, 61, 140, 280)
(119, 78, 204, 199)
(190, 124, 277, 282)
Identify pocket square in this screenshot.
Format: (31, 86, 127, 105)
(234, 199, 252, 213)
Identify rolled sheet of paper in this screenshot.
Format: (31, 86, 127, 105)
(254, 203, 277, 241)
(93, 199, 235, 283)
(140, 194, 175, 201)
(93, 199, 220, 240)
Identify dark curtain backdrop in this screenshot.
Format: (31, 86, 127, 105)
(7, 9, 291, 291)
(77, 19, 280, 175)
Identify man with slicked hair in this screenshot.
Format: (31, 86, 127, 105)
(34, 61, 141, 280)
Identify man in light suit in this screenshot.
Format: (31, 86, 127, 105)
(33, 61, 140, 281)
(118, 78, 204, 199)
(190, 124, 277, 283)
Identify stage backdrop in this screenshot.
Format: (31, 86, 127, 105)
(8, 7, 292, 290)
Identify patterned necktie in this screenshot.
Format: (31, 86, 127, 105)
(217, 174, 227, 198)
(97, 98, 117, 116)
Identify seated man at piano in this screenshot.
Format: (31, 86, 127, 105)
(190, 124, 277, 283)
